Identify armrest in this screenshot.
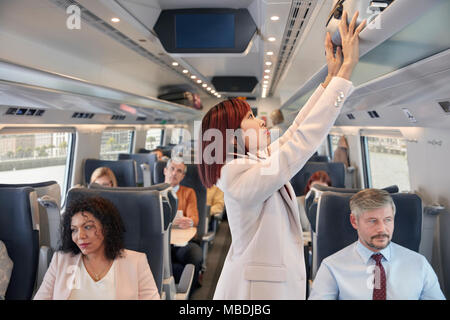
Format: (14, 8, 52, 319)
(34, 246, 53, 296)
(176, 264, 195, 297)
(202, 232, 215, 243)
(213, 211, 224, 221)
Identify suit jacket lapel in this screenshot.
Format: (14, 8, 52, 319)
(279, 183, 302, 236)
(61, 253, 82, 300)
(235, 151, 303, 236)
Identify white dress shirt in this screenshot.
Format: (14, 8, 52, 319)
(309, 241, 445, 300)
(68, 259, 116, 300)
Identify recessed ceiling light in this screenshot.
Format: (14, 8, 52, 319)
(172, 62, 179, 66)
(265, 69, 271, 73)
(266, 51, 274, 56)
(263, 80, 269, 84)
(217, 95, 222, 98)
(207, 87, 211, 91)
(211, 90, 216, 94)
(268, 37, 276, 42)
(270, 16, 280, 21)
(182, 69, 188, 74)
(111, 18, 120, 23)
(264, 75, 270, 79)
(190, 75, 197, 79)
(202, 84, 207, 88)
(265, 61, 272, 66)
(197, 79, 202, 84)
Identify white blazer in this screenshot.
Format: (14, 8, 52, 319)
(214, 77, 354, 300)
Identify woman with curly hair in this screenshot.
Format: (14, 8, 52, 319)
(34, 196, 159, 300)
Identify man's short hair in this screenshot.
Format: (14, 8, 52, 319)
(166, 158, 187, 174)
(350, 189, 396, 219)
(270, 109, 284, 125)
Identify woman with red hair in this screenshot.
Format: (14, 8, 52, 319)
(305, 171, 332, 195)
(198, 12, 365, 300)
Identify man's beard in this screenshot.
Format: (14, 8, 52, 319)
(365, 234, 390, 250)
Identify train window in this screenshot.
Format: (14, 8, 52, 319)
(0, 131, 74, 194)
(99, 129, 134, 160)
(170, 127, 184, 145)
(362, 135, 411, 191)
(145, 128, 163, 150)
(328, 134, 341, 158)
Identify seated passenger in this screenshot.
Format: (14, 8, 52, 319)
(163, 158, 202, 287)
(34, 196, 160, 300)
(151, 148, 163, 161)
(207, 185, 224, 216)
(298, 171, 332, 231)
(90, 167, 118, 187)
(308, 189, 445, 300)
(304, 170, 332, 194)
(151, 148, 169, 161)
(0, 240, 13, 300)
(207, 185, 225, 231)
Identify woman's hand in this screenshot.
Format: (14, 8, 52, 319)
(336, 11, 366, 80)
(322, 31, 343, 88)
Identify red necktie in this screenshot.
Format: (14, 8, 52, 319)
(371, 253, 386, 300)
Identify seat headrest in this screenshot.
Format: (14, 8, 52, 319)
(118, 154, 158, 185)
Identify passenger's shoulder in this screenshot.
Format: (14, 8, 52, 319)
(120, 249, 146, 261)
(179, 185, 195, 194)
(391, 242, 426, 262)
(322, 242, 355, 265)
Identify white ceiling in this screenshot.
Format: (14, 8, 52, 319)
(0, 0, 320, 112)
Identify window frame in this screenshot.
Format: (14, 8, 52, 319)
(0, 127, 76, 197)
(360, 136, 372, 188)
(359, 130, 410, 191)
(170, 127, 184, 145)
(145, 128, 164, 150)
(99, 127, 136, 160)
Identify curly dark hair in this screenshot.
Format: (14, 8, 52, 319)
(60, 196, 125, 260)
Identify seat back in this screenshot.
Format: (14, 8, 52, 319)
(89, 182, 176, 231)
(313, 192, 422, 278)
(138, 148, 151, 153)
(153, 160, 168, 185)
(180, 164, 207, 240)
(0, 181, 61, 251)
(118, 153, 157, 186)
(0, 187, 39, 300)
(66, 187, 164, 293)
(84, 159, 137, 187)
(290, 161, 345, 197)
(309, 155, 330, 162)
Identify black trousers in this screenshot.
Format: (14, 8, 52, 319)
(171, 241, 203, 287)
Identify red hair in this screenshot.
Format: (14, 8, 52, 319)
(304, 170, 332, 194)
(197, 99, 250, 188)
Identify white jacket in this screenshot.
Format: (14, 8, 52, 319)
(214, 77, 354, 300)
